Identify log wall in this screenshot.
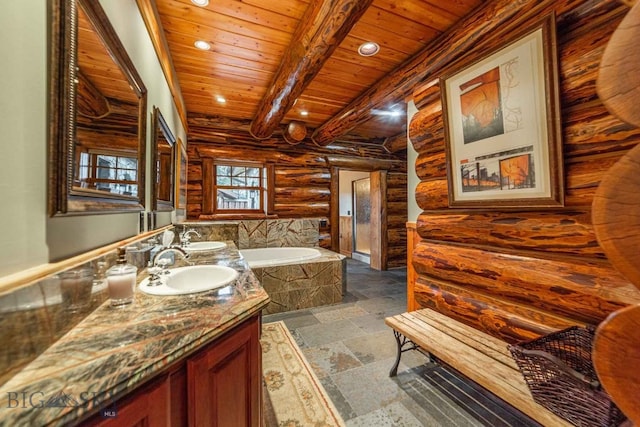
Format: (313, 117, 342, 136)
(410, 0, 640, 342)
(387, 172, 407, 268)
(185, 128, 407, 262)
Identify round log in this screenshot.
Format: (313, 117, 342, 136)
(593, 305, 640, 424)
(408, 105, 444, 153)
(283, 121, 307, 144)
(597, 1, 640, 126)
(592, 144, 640, 288)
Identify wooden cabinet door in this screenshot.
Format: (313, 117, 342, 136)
(187, 316, 261, 427)
(85, 376, 170, 427)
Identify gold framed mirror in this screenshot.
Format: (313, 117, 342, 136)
(151, 107, 175, 212)
(49, 0, 147, 215)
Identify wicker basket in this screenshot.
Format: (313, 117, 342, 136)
(508, 326, 627, 427)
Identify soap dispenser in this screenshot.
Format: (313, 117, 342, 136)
(106, 247, 138, 306)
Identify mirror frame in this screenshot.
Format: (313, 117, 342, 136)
(49, 0, 147, 215)
(151, 107, 176, 212)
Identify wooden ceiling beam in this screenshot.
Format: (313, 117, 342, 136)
(249, 0, 373, 140)
(76, 68, 110, 119)
(383, 132, 408, 154)
(188, 113, 376, 145)
(311, 0, 551, 146)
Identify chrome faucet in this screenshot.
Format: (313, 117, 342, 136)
(180, 227, 202, 247)
(152, 246, 190, 272)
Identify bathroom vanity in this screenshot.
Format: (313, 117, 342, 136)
(85, 314, 263, 426)
(0, 243, 269, 426)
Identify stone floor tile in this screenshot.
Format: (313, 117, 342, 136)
(345, 408, 396, 427)
(348, 313, 390, 334)
(302, 341, 363, 379)
(358, 286, 406, 300)
(296, 319, 367, 347)
(397, 348, 431, 371)
(281, 313, 320, 330)
(355, 296, 402, 315)
(309, 301, 355, 313)
(287, 328, 308, 349)
(331, 357, 410, 416)
(319, 375, 358, 421)
(263, 308, 313, 323)
(342, 330, 398, 364)
(381, 301, 411, 318)
(383, 401, 432, 427)
(313, 305, 369, 323)
(341, 292, 361, 303)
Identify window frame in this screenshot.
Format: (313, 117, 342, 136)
(212, 161, 266, 214)
(74, 148, 139, 198)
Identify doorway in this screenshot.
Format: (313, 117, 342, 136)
(331, 166, 388, 270)
(337, 170, 369, 260)
(352, 177, 371, 264)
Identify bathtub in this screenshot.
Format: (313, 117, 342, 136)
(239, 247, 322, 268)
(241, 247, 346, 315)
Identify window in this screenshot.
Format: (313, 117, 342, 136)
(76, 151, 138, 197)
(213, 163, 265, 212)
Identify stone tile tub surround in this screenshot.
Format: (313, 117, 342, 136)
(0, 237, 269, 426)
(239, 218, 320, 248)
(179, 218, 321, 249)
(252, 247, 346, 315)
(178, 221, 239, 246)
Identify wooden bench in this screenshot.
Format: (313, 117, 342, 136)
(385, 308, 572, 427)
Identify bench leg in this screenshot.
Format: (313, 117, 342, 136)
(390, 330, 418, 377)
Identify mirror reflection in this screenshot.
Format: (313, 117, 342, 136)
(49, 0, 147, 215)
(152, 107, 175, 211)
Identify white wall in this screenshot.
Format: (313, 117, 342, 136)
(338, 170, 369, 216)
(1, 0, 185, 274)
(407, 100, 421, 222)
(99, 0, 186, 222)
(0, 1, 49, 275)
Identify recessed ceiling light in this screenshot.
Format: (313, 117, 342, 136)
(358, 42, 380, 57)
(300, 110, 309, 117)
(191, 0, 209, 6)
(194, 40, 211, 50)
(216, 96, 226, 104)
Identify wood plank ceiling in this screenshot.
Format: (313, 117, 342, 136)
(152, 0, 484, 147)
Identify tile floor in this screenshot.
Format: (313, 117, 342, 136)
(263, 259, 540, 427)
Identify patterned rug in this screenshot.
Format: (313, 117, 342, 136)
(261, 321, 345, 427)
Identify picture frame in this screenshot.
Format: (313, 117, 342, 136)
(175, 138, 188, 209)
(441, 14, 564, 209)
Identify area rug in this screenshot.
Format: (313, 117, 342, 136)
(261, 321, 346, 427)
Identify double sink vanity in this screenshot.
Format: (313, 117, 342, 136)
(0, 241, 270, 426)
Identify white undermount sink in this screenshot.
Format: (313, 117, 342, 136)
(139, 265, 239, 296)
(183, 241, 227, 252)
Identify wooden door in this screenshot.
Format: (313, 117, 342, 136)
(187, 316, 261, 427)
(339, 216, 353, 257)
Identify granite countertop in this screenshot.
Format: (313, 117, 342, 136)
(0, 242, 269, 426)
